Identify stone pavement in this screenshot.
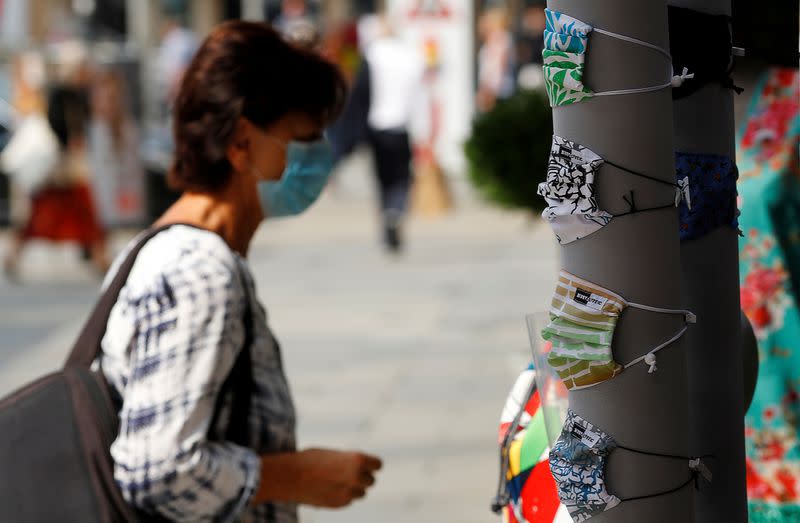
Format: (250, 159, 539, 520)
(0, 175, 559, 522)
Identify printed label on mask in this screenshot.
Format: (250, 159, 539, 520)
(581, 429, 601, 449)
(569, 151, 587, 164)
(574, 288, 609, 311)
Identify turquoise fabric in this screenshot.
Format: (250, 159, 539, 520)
(738, 68, 800, 523)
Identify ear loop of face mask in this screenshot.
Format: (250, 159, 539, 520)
(491, 377, 538, 515)
(620, 303, 697, 373)
(612, 444, 714, 502)
(585, 27, 695, 97)
(601, 159, 692, 221)
(251, 134, 289, 180)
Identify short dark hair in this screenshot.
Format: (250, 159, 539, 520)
(169, 21, 346, 192)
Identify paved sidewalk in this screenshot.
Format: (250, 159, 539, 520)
(0, 184, 559, 522)
(253, 194, 559, 523)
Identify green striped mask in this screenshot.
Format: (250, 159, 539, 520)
(543, 270, 696, 390)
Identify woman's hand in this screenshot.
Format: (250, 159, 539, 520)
(292, 448, 383, 508)
(253, 448, 383, 508)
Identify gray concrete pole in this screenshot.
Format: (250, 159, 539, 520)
(669, 1, 748, 521)
(548, 1, 693, 521)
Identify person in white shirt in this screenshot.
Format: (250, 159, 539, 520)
(363, 18, 424, 252)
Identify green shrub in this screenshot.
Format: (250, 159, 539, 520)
(465, 89, 552, 213)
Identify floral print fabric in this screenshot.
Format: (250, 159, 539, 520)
(542, 9, 593, 107)
(738, 68, 800, 523)
(544, 8, 592, 39)
(542, 49, 593, 107)
(544, 10, 589, 54)
(549, 410, 621, 522)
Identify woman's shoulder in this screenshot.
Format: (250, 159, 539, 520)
(105, 225, 245, 298)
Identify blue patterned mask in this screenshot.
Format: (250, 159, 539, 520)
(258, 140, 334, 219)
(675, 152, 740, 241)
(550, 410, 712, 522)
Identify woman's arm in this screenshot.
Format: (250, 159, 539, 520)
(111, 247, 260, 522)
(252, 448, 382, 508)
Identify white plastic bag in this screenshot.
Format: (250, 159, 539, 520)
(0, 113, 59, 193)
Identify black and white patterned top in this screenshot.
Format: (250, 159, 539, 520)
(98, 225, 297, 523)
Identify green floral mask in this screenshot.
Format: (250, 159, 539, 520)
(542, 8, 693, 107)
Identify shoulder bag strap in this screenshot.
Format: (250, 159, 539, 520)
(65, 224, 185, 369)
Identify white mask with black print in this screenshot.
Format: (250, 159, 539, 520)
(550, 410, 713, 522)
(537, 135, 692, 244)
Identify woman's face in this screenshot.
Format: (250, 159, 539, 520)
(245, 112, 323, 182)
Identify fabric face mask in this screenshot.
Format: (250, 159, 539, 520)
(258, 139, 334, 219)
(542, 9, 694, 107)
(668, 6, 743, 100)
(550, 410, 712, 522)
(543, 270, 696, 391)
(676, 152, 740, 242)
(537, 135, 691, 245)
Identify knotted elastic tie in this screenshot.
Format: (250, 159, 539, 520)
(616, 449, 714, 502)
(721, 75, 745, 95)
(604, 160, 692, 217)
(644, 353, 658, 373)
(675, 178, 692, 209)
(689, 458, 713, 483)
(671, 67, 695, 88)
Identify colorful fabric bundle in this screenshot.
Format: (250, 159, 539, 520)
(495, 363, 565, 522)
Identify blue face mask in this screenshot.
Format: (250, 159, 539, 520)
(258, 139, 334, 219)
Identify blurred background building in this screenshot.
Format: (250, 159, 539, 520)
(0, 0, 555, 229)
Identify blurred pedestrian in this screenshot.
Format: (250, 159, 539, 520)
(88, 68, 145, 228)
(156, 0, 198, 113)
(325, 14, 378, 165)
(363, 17, 424, 252)
(477, 7, 516, 112)
(273, 0, 312, 35)
(2, 54, 109, 279)
(96, 21, 381, 522)
(0, 53, 58, 207)
(515, 4, 546, 90)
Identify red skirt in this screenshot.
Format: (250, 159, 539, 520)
(21, 183, 105, 247)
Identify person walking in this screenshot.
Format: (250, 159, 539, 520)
(476, 7, 516, 112)
(363, 18, 424, 252)
(97, 22, 381, 522)
(3, 65, 110, 278)
(87, 67, 145, 228)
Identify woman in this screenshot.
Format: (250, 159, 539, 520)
(88, 68, 145, 227)
(476, 7, 516, 112)
(2, 57, 110, 278)
(98, 22, 381, 522)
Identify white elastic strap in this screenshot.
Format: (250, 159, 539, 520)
(626, 301, 697, 324)
(593, 27, 672, 61)
(594, 67, 695, 98)
(624, 323, 690, 372)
